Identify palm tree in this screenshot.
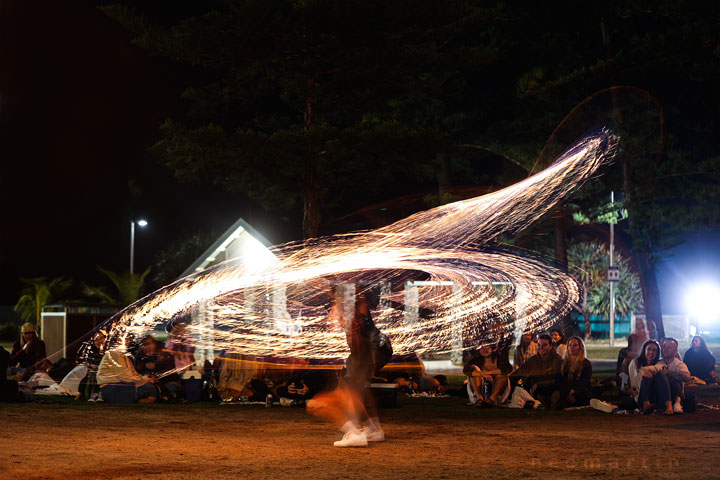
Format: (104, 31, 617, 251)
(588, 254, 644, 318)
(14, 277, 73, 329)
(567, 242, 606, 340)
(83, 267, 152, 308)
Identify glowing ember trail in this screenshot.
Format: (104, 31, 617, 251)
(98, 130, 618, 362)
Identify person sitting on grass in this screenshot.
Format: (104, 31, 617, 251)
(1, 346, 22, 402)
(556, 336, 592, 408)
(551, 328, 567, 359)
(135, 335, 181, 401)
(659, 337, 691, 413)
(394, 373, 446, 395)
(217, 352, 265, 402)
(274, 370, 335, 406)
(463, 338, 512, 407)
(8, 322, 47, 380)
(510, 333, 563, 409)
(79, 330, 107, 401)
(97, 336, 158, 404)
(513, 330, 537, 370)
(616, 333, 639, 393)
(683, 335, 717, 384)
(628, 340, 674, 415)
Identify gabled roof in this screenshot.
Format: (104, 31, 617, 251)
(180, 217, 277, 279)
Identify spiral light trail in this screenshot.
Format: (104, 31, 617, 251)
(97, 130, 618, 363)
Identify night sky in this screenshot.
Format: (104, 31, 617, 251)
(0, 1, 278, 304)
(1, 1, 718, 315)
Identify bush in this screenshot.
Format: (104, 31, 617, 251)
(0, 323, 20, 342)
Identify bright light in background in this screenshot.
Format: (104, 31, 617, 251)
(136, 219, 148, 227)
(686, 283, 720, 319)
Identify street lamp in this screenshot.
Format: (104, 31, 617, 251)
(130, 219, 148, 275)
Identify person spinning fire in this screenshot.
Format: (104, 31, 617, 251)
(307, 283, 392, 447)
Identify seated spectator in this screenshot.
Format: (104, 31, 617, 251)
(551, 328, 567, 359)
(513, 330, 537, 370)
(79, 330, 107, 401)
(683, 335, 716, 384)
(8, 323, 47, 379)
(659, 337, 691, 413)
(393, 373, 445, 395)
(511, 333, 563, 409)
(616, 333, 639, 393)
(463, 338, 512, 406)
(557, 336, 592, 408)
(97, 336, 158, 403)
(165, 322, 196, 374)
(135, 335, 181, 401)
(274, 370, 334, 406)
(1, 346, 21, 401)
(628, 340, 674, 415)
(217, 352, 265, 402)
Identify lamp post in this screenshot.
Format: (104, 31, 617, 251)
(608, 192, 617, 346)
(130, 219, 148, 275)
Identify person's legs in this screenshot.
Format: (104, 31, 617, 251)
(667, 376, 683, 404)
(100, 383, 137, 403)
(137, 382, 157, 404)
(641, 373, 672, 414)
(534, 385, 560, 409)
(667, 375, 684, 412)
(488, 374, 508, 404)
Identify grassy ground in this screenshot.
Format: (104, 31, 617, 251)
(3, 392, 720, 479)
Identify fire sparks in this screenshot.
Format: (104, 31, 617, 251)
(100, 130, 617, 361)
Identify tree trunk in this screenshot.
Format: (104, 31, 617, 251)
(603, 13, 665, 339)
(634, 251, 664, 339)
(302, 157, 320, 239)
(302, 66, 320, 239)
(621, 156, 665, 339)
(554, 206, 568, 272)
(582, 285, 592, 341)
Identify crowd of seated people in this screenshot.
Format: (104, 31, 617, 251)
(3, 318, 716, 416)
(461, 328, 716, 414)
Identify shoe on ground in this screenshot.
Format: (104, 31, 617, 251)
(279, 397, 296, 407)
(673, 402, 684, 414)
(95, 396, 103, 403)
(334, 431, 368, 448)
(590, 398, 614, 413)
(361, 427, 385, 442)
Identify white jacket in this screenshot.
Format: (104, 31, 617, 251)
(97, 350, 145, 386)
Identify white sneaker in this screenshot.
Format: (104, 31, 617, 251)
(673, 402, 683, 414)
(361, 427, 385, 442)
(590, 398, 614, 413)
(333, 431, 368, 448)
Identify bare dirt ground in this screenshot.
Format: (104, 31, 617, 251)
(2, 399, 719, 480)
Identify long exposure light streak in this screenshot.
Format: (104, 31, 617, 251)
(97, 130, 618, 363)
